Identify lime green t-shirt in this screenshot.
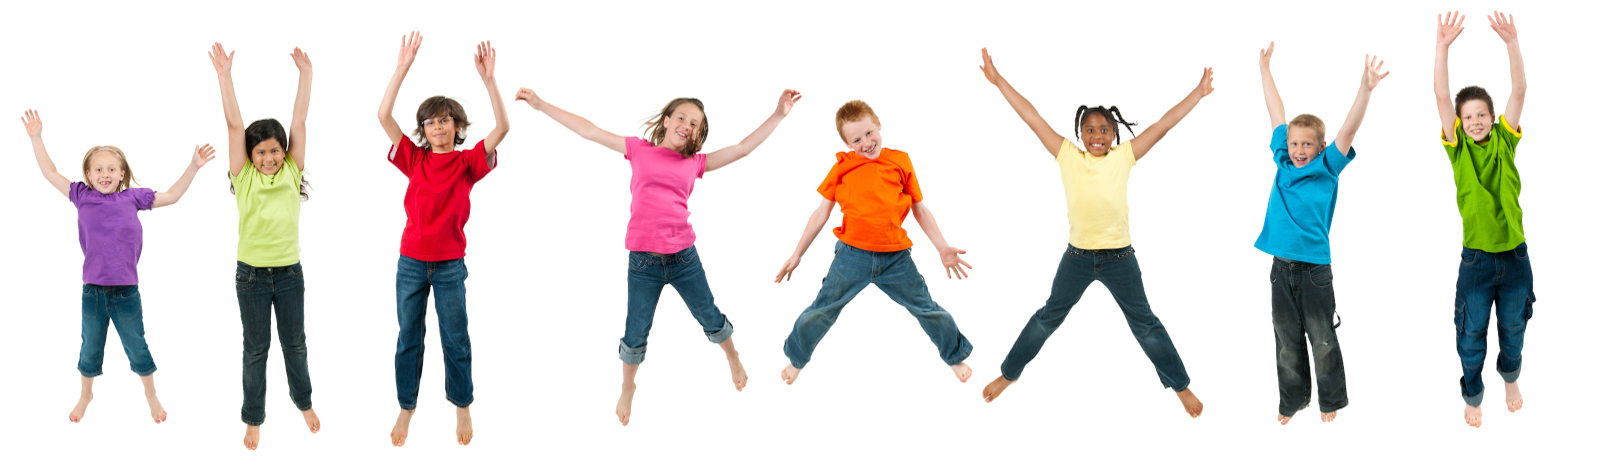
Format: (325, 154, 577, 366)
(1441, 116, 1524, 253)
(232, 156, 302, 267)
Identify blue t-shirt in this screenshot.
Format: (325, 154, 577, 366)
(1254, 124, 1354, 265)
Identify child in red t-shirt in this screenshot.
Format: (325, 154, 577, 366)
(376, 32, 509, 448)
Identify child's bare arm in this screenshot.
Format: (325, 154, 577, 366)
(1130, 68, 1215, 161)
(775, 198, 835, 283)
(515, 88, 626, 154)
(912, 202, 972, 280)
(1435, 12, 1465, 144)
(288, 47, 312, 171)
(706, 89, 801, 172)
(22, 110, 70, 197)
(210, 43, 248, 177)
(152, 145, 217, 208)
(1334, 55, 1390, 156)
(476, 41, 509, 164)
(1260, 42, 1287, 128)
(1490, 11, 1526, 130)
(980, 48, 1067, 158)
(378, 32, 422, 147)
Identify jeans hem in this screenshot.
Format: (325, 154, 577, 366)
(1498, 365, 1522, 384)
(79, 369, 104, 378)
(619, 343, 646, 365)
(705, 321, 735, 344)
(448, 397, 473, 408)
(943, 345, 973, 366)
(1463, 391, 1485, 407)
(242, 418, 264, 426)
(133, 366, 158, 377)
(399, 404, 417, 411)
(295, 401, 314, 412)
(1318, 403, 1348, 413)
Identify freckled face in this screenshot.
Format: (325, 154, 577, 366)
(840, 118, 882, 159)
(85, 152, 125, 194)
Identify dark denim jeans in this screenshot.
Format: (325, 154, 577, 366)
(621, 245, 734, 364)
(79, 285, 156, 377)
(236, 261, 313, 425)
(1455, 243, 1534, 407)
(395, 255, 473, 409)
(1270, 258, 1348, 416)
(783, 241, 972, 369)
(999, 245, 1190, 390)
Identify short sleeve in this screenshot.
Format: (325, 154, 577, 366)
(1271, 124, 1290, 162)
(1322, 143, 1353, 176)
(694, 153, 707, 179)
(1113, 142, 1137, 167)
(1441, 118, 1462, 161)
(68, 181, 88, 205)
(131, 188, 156, 211)
(460, 140, 493, 182)
(1497, 116, 1522, 150)
(898, 155, 923, 203)
(817, 162, 843, 201)
(389, 140, 420, 176)
(1054, 139, 1081, 163)
(624, 136, 643, 161)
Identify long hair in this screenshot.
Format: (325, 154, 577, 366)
(642, 98, 709, 159)
(1073, 105, 1138, 145)
(414, 96, 471, 148)
(81, 145, 138, 192)
(229, 118, 312, 201)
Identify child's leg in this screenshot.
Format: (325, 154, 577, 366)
(236, 264, 274, 429)
(1096, 247, 1200, 417)
(1495, 244, 1534, 413)
(1298, 264, 1347, 421)
(617, 252, 669, 425)
(394, 256, 432, 411)
(138, 372, 165, 424)
(663, 247, 745, 390)
(1270, 260, 1312, 422)
(870, 249, 973, 381)
(275, 264, 317, 432)
(72, 287, 107, 423)
(430, 258, 473, 409)
(618, 363, 640, 426)
(70, 375, 93, 423)
(781, 242, 873, 382)
(1454, 247, 1495, 427)
(991, 248, 1096, 390)
(105, 286, 163, 423)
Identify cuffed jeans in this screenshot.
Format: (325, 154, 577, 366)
(1455, 243, 1534, 407)
(621, 245, 735, 364)
(79, 285, 156, 377)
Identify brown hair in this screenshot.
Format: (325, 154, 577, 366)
(414, 96, 471, 148)
(81, 145, 138, 192)
(834, 100, 880, 144)
(1289, 114, 1326, 143)
(643, 98, 708, 159)
(1454, 86, 1496, 119)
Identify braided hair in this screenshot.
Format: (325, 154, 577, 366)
(1073, 105, 1138, 145)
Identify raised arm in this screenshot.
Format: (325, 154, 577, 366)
(378, 32, 422, 147)
(515, 88, 625, 154)
(1259, 42, 1286, 128)
(980, 48, 1066, 158)
(22, 110, 70, 197)
(775, 198, 836, 283)
(1435, 12, 1465, 143)
(288, 47, 312, 171)
(1490, 11, 1525, 130)
(1333, 55, 1390, 155)
(912, 202, 972, 280)
(210, 43, 248, 177)
(475, 41, 509, 161)
(706, 89, 801, 172)
(152, 144, 217, 208)
(1130, 67, 1215, 160)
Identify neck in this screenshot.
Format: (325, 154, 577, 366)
(431, 144, 454, 153)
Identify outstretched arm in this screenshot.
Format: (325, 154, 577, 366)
(980, 48, 1067, 158)
(288, 47, 312, 171)
(515, 88, 626, 154)
(1490, 11, 1526, 130)
(1333, 55, 1390, 155)
(775, 198, 835, 283)
(912, 202, 972, 280)
(378, 32, 422, 147)
(1435, 12, 1465, 144)
(1130, 67, 1214, 161)
(475, 41, 509, 163)
(706, 89, 802, 172)
(210, 43, 248, 177)
(22, 110, 70, 197)
(152, 145, 217, 208)
(1260, 42, 1287, 128)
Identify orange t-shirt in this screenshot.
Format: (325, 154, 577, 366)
(817, 149, 923, 252)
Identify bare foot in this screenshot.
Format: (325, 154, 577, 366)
(1176, 388, 1203, 418)
(1321, 411, 1337, 423)
(145, 393, 167, 424)
(1277, 414, 1292, 425)
(982, 376, 1014, 403)
(69, 391, 93, 423)
(303, 408, 321, 433)
(391, 409, 414, 447)
(616, 383, 636, 426)
(951, 363, 973, 383)
(781, 365, 802, 385)
(1464, 404, 1483, 428)
(1506, 382, 1524, 413)
(455, 407, 473, 446)
(243, 425, 261, 450)
(728, 353, 748, 391)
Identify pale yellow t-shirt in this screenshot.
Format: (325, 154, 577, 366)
(231, 156, 302, 267)
(1057, 140, 1135, 249)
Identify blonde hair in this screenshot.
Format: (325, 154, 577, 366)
(834, 100, 880, 144)
(81, 145, 137, 192)
(1289, 114, 1326, 143)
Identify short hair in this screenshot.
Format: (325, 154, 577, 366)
(1454, 86, 1496, 119)
(81, 145, 138, 192)
(835, 100, 880, 143)
(1288, 114, 1326, 143)
(413, 96, 471, 148)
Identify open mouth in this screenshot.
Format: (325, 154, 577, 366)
(1087, 143, 1107, 152)
(1292, 155, 1311, 166)
(98, 180, 114, 188)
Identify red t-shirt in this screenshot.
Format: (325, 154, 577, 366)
(817, 149, 923, 252)
(389, 139, 495, 261)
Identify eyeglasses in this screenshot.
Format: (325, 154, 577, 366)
(422, 116, 454, 127)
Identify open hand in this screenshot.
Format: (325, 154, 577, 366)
(291, 47, 312, 72)
(209, 42, 234, 74)
(979, 48, 1003, 85)
(940, 246, 972, 280)
(1259, 41, 1275, 69)
(1362, 54, 1390, 91)
(1195, 67, 1215, 97)
(475, 41, 495, 80)
(398, 31, 423, 68)
(775, 89, 803, 117)
(1488, 11, 1517, 43)
(1437, 11, 1465, 47)
(21, 109, 42, 138)
(775, 256, 802, 283)
(191, 144, 217, 168)
(515, 88, 544, 110)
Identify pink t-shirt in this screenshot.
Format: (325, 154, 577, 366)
(624, 137, 705, 253)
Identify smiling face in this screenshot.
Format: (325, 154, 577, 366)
(661, 103, 704, 152)
(1286, 126, 1324, 168)
(840, 118, 883, 159)
(423, 113, 460, 152)
(251, 138, 286, 175)
(1079, 113, 1115, 156)
(84, 151, 126, 194)
(1459, 99, 1494, 144)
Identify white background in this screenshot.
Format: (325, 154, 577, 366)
(4, 0, 1594, 468)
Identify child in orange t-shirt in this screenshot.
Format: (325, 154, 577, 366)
(775, 100, 975, 385)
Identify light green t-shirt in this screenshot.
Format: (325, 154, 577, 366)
(1441, 116, 1524, 253)
(1058, 140, 1136, 249)
(232, 156, 302, 267)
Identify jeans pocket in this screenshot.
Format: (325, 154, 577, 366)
(1460, 250, 1479, 266)
(236, 271, 254, 291)
(1514, 244, 1529, 260)
(628, 253, 649, 272)
(288, 264, 305, 280)
(1108, 247, 1136, 263)
(1453, 295, 1466, 337)
(1310, 265, 1334, 288)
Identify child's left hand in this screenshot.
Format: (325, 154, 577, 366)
(1194, 67, 1215, 98)
(1362, 55, 1390, 91)
(191, 144, 217, 168)
(1488, 11, 1517, 43)
(939, 246, 972, 280)
(21, 109, 43, 138)
(291, 47, 313, 72)
(475, 41, 496, 80)
(774, 89, 802, 117)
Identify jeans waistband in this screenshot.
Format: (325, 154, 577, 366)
(1066, 244, 1132, 255)
(632, 245, 698, 265)
(238, 261, 300, 272)
(1272, 256, 1328, 270)
(1461, 242, 1529, 256)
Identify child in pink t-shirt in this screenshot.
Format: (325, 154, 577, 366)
(516, 86, 801, 426)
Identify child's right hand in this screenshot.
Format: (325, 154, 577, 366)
(774, 89, 802, 117)
(775, 256, 802, 283)
(1362, 54, 1390, 91)
(1259, 41, 1275, 69)
(1437, 11, 1465, 47)
(291, 47, 313, 72)
(191, 144, 217, 168)
(209, 42, 234, 74)
(515, 88, 543, 110)
(21, 109, 42, 138)
(398, 31, 423, 68)
(1194, 67, 1216, 98)
(979, 48, 1003, 85)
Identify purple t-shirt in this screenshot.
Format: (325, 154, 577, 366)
(70, 182, 156, 285)
(623, 137, 706, 253)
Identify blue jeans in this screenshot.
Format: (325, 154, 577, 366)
(236, 262, 313, 425)
(1270, 258, 1347, 416)
(622, 246, 734, 364)
(783, 241, 973, 369)
(79, 285, 157, 377)
(999, 245, 1190, 390)
(395, 255, 472, 409)
(1455, 243, 1534, 407)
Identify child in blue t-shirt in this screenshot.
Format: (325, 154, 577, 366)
(1255, 42, 1388, 425)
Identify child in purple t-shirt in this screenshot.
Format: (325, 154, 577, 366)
(23, 110, 215, 425)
